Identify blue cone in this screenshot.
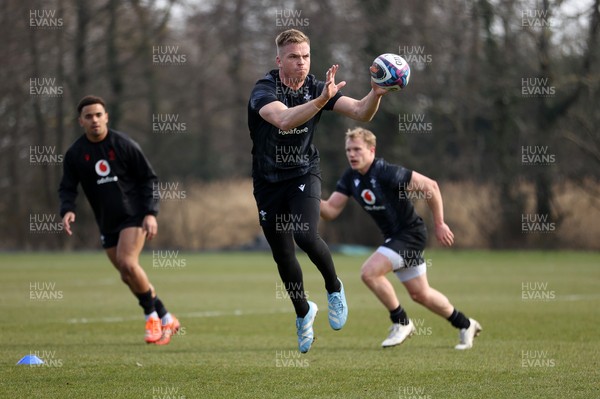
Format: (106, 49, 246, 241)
(16, 355, 45, 365)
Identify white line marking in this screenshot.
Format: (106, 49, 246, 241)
(66, 307, 290, 324)
(558, 294, 600, 301)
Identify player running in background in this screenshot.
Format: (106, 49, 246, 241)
(320, 127, 481, 349)
(248, 29, 391, 352)
(59, 95, 179, 345)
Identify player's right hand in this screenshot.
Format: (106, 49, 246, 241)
(435, 222, 454, 247)
(321, 64, 346, 101)
(62, 212, 75, 236)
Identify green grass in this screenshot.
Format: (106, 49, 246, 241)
(1, 250, 599, 398)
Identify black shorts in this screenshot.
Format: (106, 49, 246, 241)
(253, 173, 321, 228)
(381, 221, 427, 268)
(99, 215, 145, 249)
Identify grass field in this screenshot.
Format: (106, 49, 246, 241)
(1, 250, 598, 399)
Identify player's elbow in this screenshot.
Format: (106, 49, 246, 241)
(320, 203, 336, 221)
(274, 118, 296, 132)
(427, 179, 440, 196)
(262, 110, 292, 131)
(321, 212, 334, 221)
(428, 179, 439, 190)
(356, 103, 378, 122)
(349, 109, 374, 123)
(320, 208, 333, 221)
(358, 112, 375, 122)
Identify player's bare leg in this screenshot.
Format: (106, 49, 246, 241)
(401, 273, 453, 318)
(105, 226, 151, 294)
(360, 252, 415, 347)
(105, 227, 174, 343)
(360, 252, 398, 310)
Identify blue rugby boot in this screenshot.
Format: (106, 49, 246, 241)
(296, 301, 318, 353)
(327, 278, 348, 330)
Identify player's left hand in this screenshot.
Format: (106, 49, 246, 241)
(142, 215, 158, 240)
(435, 223, 454, 247)
(370, 79, 393, 96)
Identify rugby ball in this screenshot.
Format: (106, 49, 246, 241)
(369, 53, 410, 91)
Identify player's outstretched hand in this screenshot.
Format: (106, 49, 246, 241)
(321, 64, 346, 101)
(62, 212, 76, 236)
(143, 215, 158, 241)
(435, 223, 454, 247)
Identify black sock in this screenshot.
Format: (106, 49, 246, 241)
(284, 282, 309, 318)
(135, 289, 156, 315)
(295, 301, 310, 319)
(154, 296, 168, 319)
(326, 278, 342, 294)
(390, 305, 409, 325)
(447, 309, 471, 329)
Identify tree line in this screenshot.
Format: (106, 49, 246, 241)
(1, 0, 598, 250)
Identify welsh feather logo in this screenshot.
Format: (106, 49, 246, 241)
(361, 189, 376, 205)
(95, 160, 111, 177)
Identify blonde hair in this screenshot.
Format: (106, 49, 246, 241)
(345, 127, 376, 149)
(276, 29, 310, 53)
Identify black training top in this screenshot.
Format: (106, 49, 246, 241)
(248, 69, 342, 183)
(58, 129, 159, 234)
(335, 158, 424, 238)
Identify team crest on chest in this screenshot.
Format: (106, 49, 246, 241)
(361, 189, 376, 205)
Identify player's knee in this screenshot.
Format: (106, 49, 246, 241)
(409, 289, 428, 305)
(360, 268, 370, 283)
(293, 231, 318, 250)
(116, 257, 137, 278)
(360, 265, 379, 284)
(271, 246, 295, 265)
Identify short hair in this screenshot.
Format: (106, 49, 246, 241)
(345, 127, 377, 149)
(275, 29, 310, 53)
(77, 95, 106, 115)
